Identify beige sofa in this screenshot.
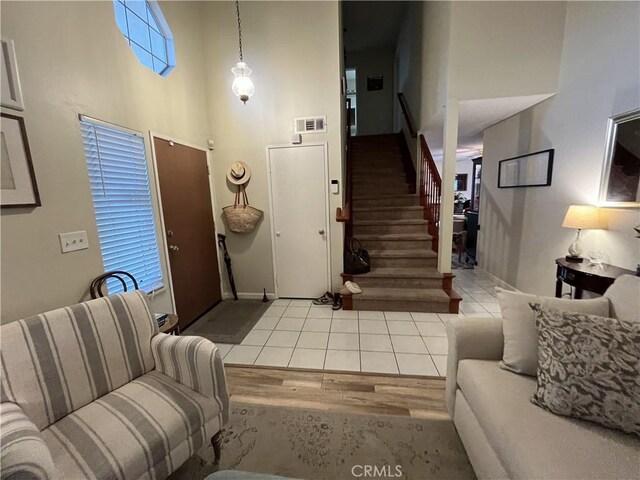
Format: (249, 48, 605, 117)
(0, 291, 229, 480)
(446, 275, 640, 479)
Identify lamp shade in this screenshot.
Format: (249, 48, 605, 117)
(562, 205, 606, 230)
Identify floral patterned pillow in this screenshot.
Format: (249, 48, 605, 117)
(529, 304, 640, 436)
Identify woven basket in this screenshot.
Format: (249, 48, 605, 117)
(222, 186, 263, 234)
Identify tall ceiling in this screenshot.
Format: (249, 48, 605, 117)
(342, 1, 408, 53)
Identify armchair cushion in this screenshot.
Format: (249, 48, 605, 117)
(40, 371, 223, 480)
(0, 402, 57, 480)
(150, 334, 230, 425)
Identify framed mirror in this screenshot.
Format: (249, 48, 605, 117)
(598, 108, 640, 208)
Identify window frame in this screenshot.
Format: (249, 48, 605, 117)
(113, 0, 176, 76)
(79, 114, 165, 295)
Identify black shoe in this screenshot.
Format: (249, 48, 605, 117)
(312, 291, 333, 306)
(332, 293, 342, 310)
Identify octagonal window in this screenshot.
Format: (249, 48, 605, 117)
(113, 0, 175, 76)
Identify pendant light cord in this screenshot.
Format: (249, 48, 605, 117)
(235, 0, 243, 62)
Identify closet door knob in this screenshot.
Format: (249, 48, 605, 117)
(319, 229, 325, 235)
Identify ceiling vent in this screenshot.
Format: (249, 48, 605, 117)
(294, 116, 326, 134)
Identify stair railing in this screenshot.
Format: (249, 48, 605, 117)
(336, 97, 353, 248)
(420, 134, 441, 252)
(397, 92, 417, 139)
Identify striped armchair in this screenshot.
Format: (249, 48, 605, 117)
(0, 291, 229, 480)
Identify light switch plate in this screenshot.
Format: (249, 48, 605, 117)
(59, 231, 89, 253)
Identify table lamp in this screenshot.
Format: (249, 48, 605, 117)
(562, 205, 606, 262)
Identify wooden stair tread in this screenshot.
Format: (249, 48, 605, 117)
(353, 219, 428, 226)
(353, 205, 423, 212)
(349, 267, 443, 279)
(354, 288, 450, 301)
(355, 233, 433, 241)
(353, 194, 420, 200)
(369, 249, 437, 258)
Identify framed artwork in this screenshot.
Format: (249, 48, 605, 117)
(498, 149, 554, 188)
(1, 113, 41, 208)
(367, 75, 383, 91)
(598, 108, 640, 208)
(455, 173, 468, 191)
(1, 37, 24, 111)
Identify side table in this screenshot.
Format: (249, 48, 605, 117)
(555, 258, 635, 298)
(159, 313, 180, 335)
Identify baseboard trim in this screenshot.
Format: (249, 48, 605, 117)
(222, 292, 277, 300)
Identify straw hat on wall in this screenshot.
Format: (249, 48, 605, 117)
(226, 161, 251, 185)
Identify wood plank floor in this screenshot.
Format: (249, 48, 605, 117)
(226, 366, 450, 420)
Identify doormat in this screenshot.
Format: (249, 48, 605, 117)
(185, 300, 270, 344)
(169, 403, 475, 480)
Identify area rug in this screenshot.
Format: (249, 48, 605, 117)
(169, 403, 475, 480)
(185, 300, 270, 344)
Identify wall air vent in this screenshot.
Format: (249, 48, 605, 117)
(294, 116, 327, 134)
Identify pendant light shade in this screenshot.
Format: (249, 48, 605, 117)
(232, 1, 254, 104)
(231, 61, 255, 104)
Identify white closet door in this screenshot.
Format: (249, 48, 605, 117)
(269, 144, 329, 298)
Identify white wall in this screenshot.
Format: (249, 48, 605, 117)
(448, 1, 566, 102)
(346, 48, 395, 136)
(201, 1, 344, 297)
(0, 1, 211, 322)
(394, 1, 423, 132)
(479, 1, 640, 295)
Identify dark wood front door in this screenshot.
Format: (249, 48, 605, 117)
(154, 137, 221, 328)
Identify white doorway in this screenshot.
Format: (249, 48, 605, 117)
(267, 143, 330, 298)
(346, 68, 357, 136)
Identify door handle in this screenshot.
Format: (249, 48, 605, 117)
(276, 232, 281, 237)
(319, 229, 325, 235)
(169, 245, 180, 252)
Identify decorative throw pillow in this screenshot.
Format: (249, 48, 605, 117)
(496, 288, 609, 376)
(530, 304, 640, 436)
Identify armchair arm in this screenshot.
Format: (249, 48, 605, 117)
(150, 334, 229, 424)
(445, 316, 504, 417)
(1, 402, 57, 480)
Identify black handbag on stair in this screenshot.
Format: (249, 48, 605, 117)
(344, 238, 371, 275)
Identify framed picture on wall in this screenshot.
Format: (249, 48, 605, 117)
(598, 108, 640, 207)
(498, 149, 554, 188)
(455, 173, 468, 191)
(1, 113, 41, 208)
(1, 37, 24, 111)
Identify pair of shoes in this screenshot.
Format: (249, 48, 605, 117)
(313, 291, 333, 305)
(338, 281, 362, 295)
(332, 293, 342, 310)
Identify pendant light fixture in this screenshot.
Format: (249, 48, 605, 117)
(231, 0, 254, 104)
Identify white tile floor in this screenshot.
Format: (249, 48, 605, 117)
(216, 267, 513, 378)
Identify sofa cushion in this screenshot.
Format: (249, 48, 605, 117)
(0, 291, 158, 430)
(496, 288, 609, 376)
(531, 305, 640, 435)
(41, 370, 222, 480)
(457, 359, 640, 479)
(604, 274, 640, 323)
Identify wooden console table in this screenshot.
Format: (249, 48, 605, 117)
(555, 258, 635, 298)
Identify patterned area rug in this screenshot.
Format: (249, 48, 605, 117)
(170, 403, 475, 480)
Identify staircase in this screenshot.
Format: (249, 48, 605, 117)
(342, 133, 459, 313)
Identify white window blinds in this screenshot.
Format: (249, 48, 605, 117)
(80, 116, 163, 294)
